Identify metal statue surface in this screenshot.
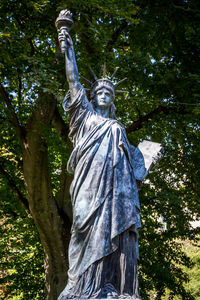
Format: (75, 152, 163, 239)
(56, 10, 162, 300)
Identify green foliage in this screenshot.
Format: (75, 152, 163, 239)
(182, 240, 200, 299)
(0, 185, 44, 299)
(0, 0, 200, 299)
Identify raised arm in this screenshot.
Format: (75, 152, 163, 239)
(58, 31, 81, 98)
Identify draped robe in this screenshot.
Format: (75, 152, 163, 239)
(58, 86, 146, 299)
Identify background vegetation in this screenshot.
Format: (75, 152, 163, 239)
(0, 0, 200, 299)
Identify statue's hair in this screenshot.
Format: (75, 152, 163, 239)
(110, 102, 117, 119)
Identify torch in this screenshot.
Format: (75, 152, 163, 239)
(55, 10, 74, 53)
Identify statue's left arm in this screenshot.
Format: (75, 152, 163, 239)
(131, 141, 163, 183)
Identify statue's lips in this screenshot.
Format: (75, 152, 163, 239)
(98, 99, 110, 104)
(97, 102, 110, 108)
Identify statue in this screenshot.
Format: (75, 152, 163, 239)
(56, 10, 162, 300)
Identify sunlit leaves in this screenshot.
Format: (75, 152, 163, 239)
(0, 0, 200, 299)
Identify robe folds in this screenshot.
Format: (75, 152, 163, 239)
(58, 86, 145, 299)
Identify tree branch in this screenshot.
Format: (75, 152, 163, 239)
(126, 104, 186, 133)
(0, 84, 26, 141)
(27, 37, 35, 56)
(17, 68, 22, 117)
(106, 21, 127, 52)
(172, 3, 193, 13)
(0, 162, 30, 214)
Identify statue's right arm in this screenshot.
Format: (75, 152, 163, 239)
(58, 31, 81, 99)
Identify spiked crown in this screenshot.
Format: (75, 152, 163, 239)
(81, 63, 127, 100)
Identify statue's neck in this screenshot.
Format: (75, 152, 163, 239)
(95, 107, 110, 118)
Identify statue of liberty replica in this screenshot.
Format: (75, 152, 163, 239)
(56, 10, 162, 300)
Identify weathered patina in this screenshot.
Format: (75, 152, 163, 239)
(56, 10, 161, 300)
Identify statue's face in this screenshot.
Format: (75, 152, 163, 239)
(95, 87, 113, 109)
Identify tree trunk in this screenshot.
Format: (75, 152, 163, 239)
(21, 95, 72, 299)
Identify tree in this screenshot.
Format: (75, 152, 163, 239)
(0, 0, 200, 299)
(0, 187, 44, 299)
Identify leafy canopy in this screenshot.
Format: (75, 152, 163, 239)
(0, 0, 200, 299)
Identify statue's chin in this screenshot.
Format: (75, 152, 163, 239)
(97, 105, 110, 110)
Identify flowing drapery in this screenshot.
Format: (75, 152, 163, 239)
(58, 87, 145, 299)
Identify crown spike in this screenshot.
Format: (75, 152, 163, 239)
(110, 67, 120, 80)
(114, 77, 127, 87)
(89, 67, 98, 81)
(80, 75, 93, 86)
(103, 62, 106, 78)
